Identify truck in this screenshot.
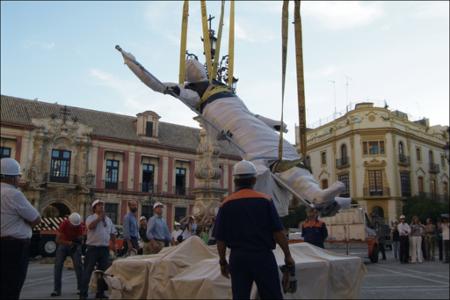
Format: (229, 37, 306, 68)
(321, 205, 380, 263)
(31, 217, 65, 257)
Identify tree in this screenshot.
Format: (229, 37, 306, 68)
(281, 205, 307, 229)
(402, 195, 449, 223)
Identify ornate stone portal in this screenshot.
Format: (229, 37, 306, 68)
(191, 118, 227, 227)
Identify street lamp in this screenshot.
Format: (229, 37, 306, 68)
(444, 143, 450, 164)
(444, 128, 450, 164)
(191, 14, 238, 92)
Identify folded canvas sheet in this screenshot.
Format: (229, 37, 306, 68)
(102, 236, 367, 299)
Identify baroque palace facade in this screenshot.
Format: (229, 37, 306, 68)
(297, 102, 449, 224)
(0, 95, 240, 230)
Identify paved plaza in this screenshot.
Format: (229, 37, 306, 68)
(20, 250, 449, 300)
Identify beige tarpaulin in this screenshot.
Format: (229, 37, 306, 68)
(100, 236, 366, 299)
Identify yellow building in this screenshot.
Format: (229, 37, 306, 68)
(297, 102, 449, 223)
(0, 95, 240, 230)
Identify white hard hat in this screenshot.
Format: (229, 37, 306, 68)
(1, 158, 21, 176)
(232, 160, 257, 178)
(139, 216, 147, 221)
(69, 212, 81, 226)
(399, 215, 406, 219)
(91, 199, 105, 208)
(185, 59, 207, 82)
(153, 201, 164, 209)
(174, 221, 181, 226)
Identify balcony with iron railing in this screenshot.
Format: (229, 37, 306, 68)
(168, 186, 194, 197)
(336, 157, 350, 169)
(363, 187, 391, 197)
(429, 163, 440, 174)
(401, 189, 411, 198)
(139, 183, 159, 194)
(42, 172, 80, 186)
(101, 180, 124, 191)
(398, 154, 410, 166)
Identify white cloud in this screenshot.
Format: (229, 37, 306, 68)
(239, 1, 384, 30)
(88, 68, 199, 128)
(410, 2, 449, 19)
(235, 21, 276, 43)
(306, 65, 338, 79)
(302, 1, 384, 30)
(23, 40, 55, 50)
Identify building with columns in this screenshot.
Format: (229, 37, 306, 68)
(0, 95, 240, 231)
(297, 102, 449, 224)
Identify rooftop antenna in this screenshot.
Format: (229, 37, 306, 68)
(345, 75, 351, 112)
(329, 80, 337, 119)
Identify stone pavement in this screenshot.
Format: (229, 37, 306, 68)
(20, 252, 449, 299)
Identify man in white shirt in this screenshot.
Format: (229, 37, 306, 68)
(171, 222, 183, 245)
(79, 199, 117, 300)
(1, 158, 41, 300)
(397, 215, 411, 264)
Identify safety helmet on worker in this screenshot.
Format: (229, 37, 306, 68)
(0, 157, 21, 176)
(232, 160, 257, 179)
(68, 212, 82, 226)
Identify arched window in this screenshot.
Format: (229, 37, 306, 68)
(418, 176, 424, 194)
(399, 141, 404, 156)
(341, 144, 347, 161)
(430, 179, 437, 200)
(429, 150, 434, 164)
(371, 206, 384, 219)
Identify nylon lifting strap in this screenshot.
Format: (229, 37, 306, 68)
(278, 0, 289, 161)
(294, 0, 307, 159)
(179, 0, 189, 85)
(212, 0, 225, 77)
(200, 0, 214, 82)
(227, 0, 235, 88)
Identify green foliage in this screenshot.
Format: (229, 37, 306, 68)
(402, 195, 449, 223)
(281, 205, 307, 229)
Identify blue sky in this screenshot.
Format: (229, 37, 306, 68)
(1, 1, 449, 143)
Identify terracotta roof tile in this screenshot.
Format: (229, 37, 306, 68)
(1, 94, 239, 157)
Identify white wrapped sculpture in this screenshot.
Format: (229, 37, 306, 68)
(116, 46, 350, 217)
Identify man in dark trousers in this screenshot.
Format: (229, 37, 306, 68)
(122, 200, 139, 256)
(79, 199, 117, 300)
(1, 158, 41, 300)
(398, 215, 411, 264)
(214, 160, 295, 300)
(51, 212, 85, 297)
(301, 207, 328, 248)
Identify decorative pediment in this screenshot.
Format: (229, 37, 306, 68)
(318, 170, 330, 179)
(31, 117, 93, 144)
(415, 167, 426, 176)
(364, 158, 386, 167)
(366, 111, 377, 122)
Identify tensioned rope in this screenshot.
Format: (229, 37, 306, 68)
(278, 0, 289, 161)
(178, 0, 189, 85)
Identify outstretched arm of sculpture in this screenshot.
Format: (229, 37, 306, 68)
(254, 114, 288, 133)
(116, 45, 201, 108)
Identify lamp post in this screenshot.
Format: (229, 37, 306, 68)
(193, 14, 238, 91)
(444, 129, 450, 164)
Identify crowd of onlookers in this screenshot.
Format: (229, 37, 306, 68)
(389, 214, 449, 264)
(137, 210, 216, 256)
